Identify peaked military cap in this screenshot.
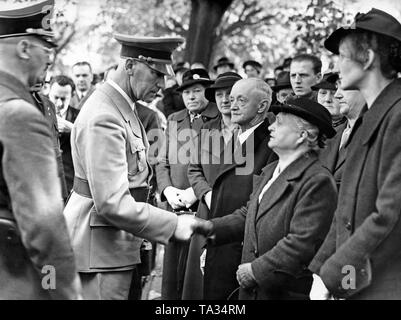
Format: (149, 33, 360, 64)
(311, 72, 339, 91)
(0, 0, 56, 47)
(114, 34, 184, 76)
(325, 8, 401, 54)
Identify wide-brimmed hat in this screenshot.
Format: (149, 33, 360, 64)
(311, 72, 339, 91)
(213, 57, 235, 72)
(271, 71, 292, 92)
(205, 72, 242, 102)
(176, 68, 213, 91)
(271, 97, 336, 138)
(325, 8, 401, 54)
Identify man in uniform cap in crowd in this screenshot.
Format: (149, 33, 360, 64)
(242, 60, 263, 78)
(63, 34, 200, 299)
(0, 0, 82, 299)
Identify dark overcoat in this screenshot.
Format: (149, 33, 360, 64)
(212, 152, 337, 299)
(319, 122, 346, 190)
(156, 102, 219, 299)
(182, 115, 224, 299)
(203, 118, 277, 300)
(309, 79, 401, 299)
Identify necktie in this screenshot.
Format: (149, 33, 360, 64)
(339, 123, 352, 150)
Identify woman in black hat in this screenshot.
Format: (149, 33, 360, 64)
(193, 97, 338, 300)
(182, 72, 242, 299)
(310, 8, 401, 299)
(312, 72, 346, 129)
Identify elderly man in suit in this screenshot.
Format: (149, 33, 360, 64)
(318, 75, 366, 190)
(194, 98, 338, 300)
(63, 34, 199, 300)
(156, 68, 219, 299)
(0, 0, 81, 299)
(200, 78, 277, 300)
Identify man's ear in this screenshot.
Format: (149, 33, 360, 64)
(257, 99, 269, 114)
(125, 58, 135, 75)
(16, 39, 31, 60)
(315, 72, 322, 83)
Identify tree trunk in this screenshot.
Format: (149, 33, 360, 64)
(184, 0, 233, 68)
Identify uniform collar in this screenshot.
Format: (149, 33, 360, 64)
(0, 70, 35, 105)
(107, 79, 135, 111)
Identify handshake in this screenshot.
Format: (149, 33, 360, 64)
(172, 214, 214, 241)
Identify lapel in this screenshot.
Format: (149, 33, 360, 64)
(361, 79, 401, 146)
(99, 82, 142, 138)
(65, 106, 79, 122)
(175, 109, 191, 133)
(255, 152, 318, 222)
(320, 124, 344, 172)
(216, 118, 271, 180)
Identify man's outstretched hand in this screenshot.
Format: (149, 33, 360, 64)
(173, 215, 215, 241)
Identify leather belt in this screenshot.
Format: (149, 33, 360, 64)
(73, 176, 150, 203)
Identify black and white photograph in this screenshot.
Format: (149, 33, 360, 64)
(1, 0, 401, 309)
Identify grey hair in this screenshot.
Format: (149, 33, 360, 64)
(249, 78, 272, 112)
(291, 115, 327, 150)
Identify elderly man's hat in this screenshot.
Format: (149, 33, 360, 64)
(114, 34, 184, 76)
(0, 0, 56, 47)
(271, 97, 336, 138)
(311, 72, 339, 91)
(242, 60, 262, 71)
(325, 8, 401, 54)
(213, 57, 235, 72)
(176, 68, 213, 91)
(205, 72, 242, 102)
(271, 71, 292, 92)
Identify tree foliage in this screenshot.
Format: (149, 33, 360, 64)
(14, 0, 395, 75)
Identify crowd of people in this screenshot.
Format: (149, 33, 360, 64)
(1, 0, 401, 300)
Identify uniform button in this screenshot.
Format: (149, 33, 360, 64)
(345, 222, 352, 230)
(254, 249, 259, 256)
(360, 268, 366, 275)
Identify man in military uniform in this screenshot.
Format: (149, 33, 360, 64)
(0, 0, 81, 299)
(63, 34, 200, 299)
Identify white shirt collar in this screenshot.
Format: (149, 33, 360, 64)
(238, 121, 263, 145)
(107, 79, 135, 111)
